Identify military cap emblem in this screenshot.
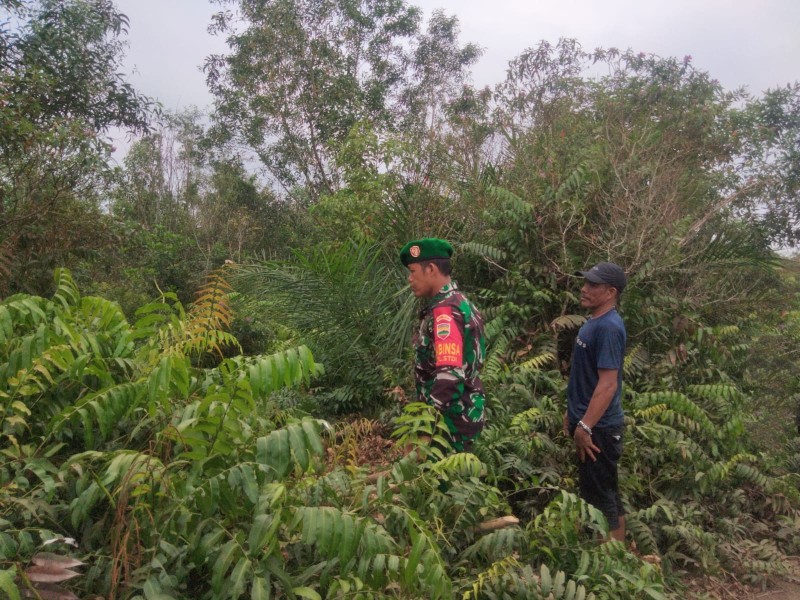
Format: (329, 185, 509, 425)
(399, 238, 453, 266)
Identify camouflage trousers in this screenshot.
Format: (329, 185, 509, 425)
(440, 402, 483, 453)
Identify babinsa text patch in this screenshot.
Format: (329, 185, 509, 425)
(433, 307, 462, 367)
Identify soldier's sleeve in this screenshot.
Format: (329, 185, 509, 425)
(424, 305, 467, 412)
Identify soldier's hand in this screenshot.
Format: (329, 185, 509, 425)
(573, 428, 601, 462)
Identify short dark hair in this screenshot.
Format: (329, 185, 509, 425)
(419, 258, 452, 276)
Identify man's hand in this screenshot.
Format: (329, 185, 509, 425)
(573, 428, 600, 462)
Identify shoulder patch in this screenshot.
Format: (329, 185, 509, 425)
(433, 306, 463, 367)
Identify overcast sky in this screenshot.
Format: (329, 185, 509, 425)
(112, 0, 799, 146)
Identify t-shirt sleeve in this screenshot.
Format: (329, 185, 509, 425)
(595, 323, 625, 370)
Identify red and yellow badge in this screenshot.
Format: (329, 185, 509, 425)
(433, 306, 462, 367)
(436, 315, 451, 339)
(410, 245, 421, 258)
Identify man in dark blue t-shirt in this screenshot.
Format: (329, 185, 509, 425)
(564, 262, 628, 542)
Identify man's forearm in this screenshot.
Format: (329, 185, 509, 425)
(580, 379, 617, 428)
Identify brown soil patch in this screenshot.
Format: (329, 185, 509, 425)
(324, 418, 404, 472)
(686, 558, 800, 599)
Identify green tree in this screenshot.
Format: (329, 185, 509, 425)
(114, 109, 204, 232)
(115, 108, 307, 263)
(205, 0, 480, 201)
(0, 0, 153, 295)
(735, 83, 800, 245)
(232, 240, 416, 414)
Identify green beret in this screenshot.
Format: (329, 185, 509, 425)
(399, 238, 454, 266)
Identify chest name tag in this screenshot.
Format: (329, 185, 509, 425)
(433, 306, 463, 367)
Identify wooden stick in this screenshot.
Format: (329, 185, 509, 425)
(475, 516, 520, 532)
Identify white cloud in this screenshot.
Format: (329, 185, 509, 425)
(113, 0, 800, 115)
(415, 0, 800, 93)
(116, 0, 226, 111)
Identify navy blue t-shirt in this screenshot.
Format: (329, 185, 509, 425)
(567, 308, 626, 429)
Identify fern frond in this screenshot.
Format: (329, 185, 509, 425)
(79, 297, 132, 356)
(623, 344, 649, 379)
(459, 242, 507, 263)
(686, 383, 743, 404)
(661, 522, 720, 571)
(554, 164, 588, 202)
(634, 422, 711, 466)
(392, 402, 452, 460)
(624, 501, 676, 556)
(510, 407, 542, 431)
(230, 345, 320, 398)
(550, 314, 587, 331)
(517, 352, 557, 372)
(460, 528, 526, 563)
(696, 453, 765, 493)
(488, 186, 533, 216)
(3, 296, 49, 330)
(256, 418, 327, 481)
(292, 506, 397, 569)
(712, 324, 740, 337)
(430, 452, 485, 480)
(52, 381, 147, 448)
(399, 508, 453, 599)
(461, 555, 523, 600)
(630, 391, 716, 437)
(633, 403, 669, 421)
(52, 268, 81, 311)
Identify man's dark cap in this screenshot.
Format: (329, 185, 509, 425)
(575, 262, 627, 292)
(399, 238, 453, 266)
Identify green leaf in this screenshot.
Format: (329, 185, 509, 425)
(291, 587, 321, 600)
(248, 514, 273, 555)
(288, 423, 309, 473)
(144, 577, 178, 600)
(260, 428, 290, 481)
(0, 567, 20, 600)
(25, 459, 57, 494)
(256, 436, 269, 465)
(0, 306, 13, 343)
(301, 419, 325, 456)
(197, 527, 226, 561)
(212, 540, 238, 593)
(251, 576, 270, 600)
(229, 556, 251, 599)
(240, 465, 259, 504)
(403, 530, 425, 587)
(539, 564, 552, 595)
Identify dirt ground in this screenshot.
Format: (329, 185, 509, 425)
(687, 559, 800, 599)
(753, 579, 800, 600)
(754, 561, 800, 600)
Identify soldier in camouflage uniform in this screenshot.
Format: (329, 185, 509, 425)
(400, 238, 486, 452)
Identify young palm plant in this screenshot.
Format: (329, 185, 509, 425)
(231, 240, 417, 414)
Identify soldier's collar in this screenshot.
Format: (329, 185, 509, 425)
(431, 281, 458, 302)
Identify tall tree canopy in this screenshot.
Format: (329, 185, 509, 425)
(205, 0, 480, 200)
(0, 0, 153, 293)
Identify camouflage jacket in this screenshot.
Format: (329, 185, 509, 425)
(413, 281, 486, 437)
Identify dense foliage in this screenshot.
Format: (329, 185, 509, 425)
(0, 0, 152, 295)
(1, 0, 800, 598)
(1, 266, 799, 599)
